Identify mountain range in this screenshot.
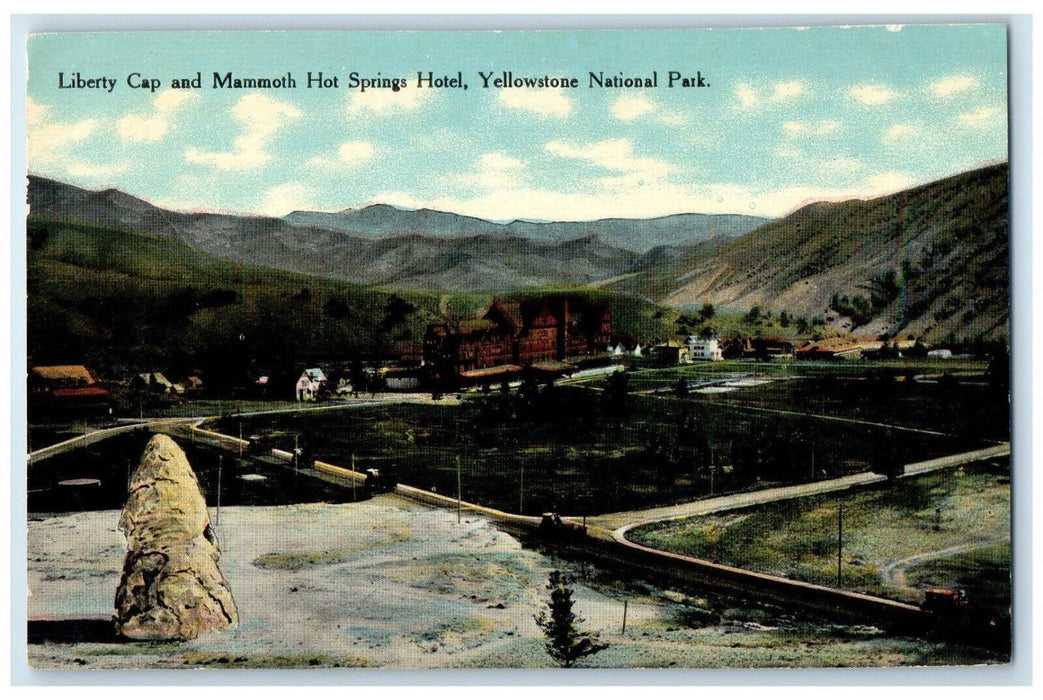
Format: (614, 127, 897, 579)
(284, 205, 769, 253)
(27, 163, 1010, 341)
(26, 175, 765, 290)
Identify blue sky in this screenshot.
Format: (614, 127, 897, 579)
(26, 25, 1008, 221)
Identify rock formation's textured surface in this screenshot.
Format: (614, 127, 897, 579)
(114, 434, 238, 640)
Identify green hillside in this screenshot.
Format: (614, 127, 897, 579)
(27, 220, 674, 387)
(612, 163, 1009, 342)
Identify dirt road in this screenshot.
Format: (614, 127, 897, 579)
(581, 443, 1010, 536)
(879, 537, 1010, 595)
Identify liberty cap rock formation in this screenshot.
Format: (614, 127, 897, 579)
(114, 434, 238, 640)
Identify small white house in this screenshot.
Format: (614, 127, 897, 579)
(687, 336, 724, 362)
(296, 368, 327, 401)
(927, 349, 953, 359)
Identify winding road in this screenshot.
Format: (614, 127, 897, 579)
(878, 537, 1010, 594)
(26, 393, 447, 465)
(580, 443, 1011, 537)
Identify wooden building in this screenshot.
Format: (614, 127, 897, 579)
(29, 364, 111, 414)
(423, 296, 613, 385)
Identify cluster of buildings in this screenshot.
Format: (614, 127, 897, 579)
(423, 296, 614, 387)
(610, 335, 796, 365)
(37, 295, 951, 417)
(28, 365, 112, 414)
(28, 365, 211, 415)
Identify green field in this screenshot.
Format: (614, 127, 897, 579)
(218, 362, 995, 516)
(596, 358, 1007, 443)
(629, 461, 1010, 608)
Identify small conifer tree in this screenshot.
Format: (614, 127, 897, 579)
(534, 570, 608, 668)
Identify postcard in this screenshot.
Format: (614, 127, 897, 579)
(22, 23, 1013, 672)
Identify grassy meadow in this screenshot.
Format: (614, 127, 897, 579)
(629, 460, 1010, 605)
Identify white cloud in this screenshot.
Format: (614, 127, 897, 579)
(306, 141, 376, 170)
(185, 94, 301, 171)
(154, 90, 195, 112)
(610, 94, 688, 126)
(545, 138, 674, 185)
(480, 152, 522, 171)
(783, 120, 840, 137)
(371, 177, 898, 222)
(848, 84, 897, 105)
(498, 88, 571, 116)
(865, 171, 912, 194)
(886, 25, 904, 32)
(611, 94, 654, 121)
(65, 160, 130, 178)
(26, 98, 130, 180)
(929, 75, 979, 98)
(348, 87, 429, 114)
(337, 141, 376, 165)
(957, 106, 1001, 127)
(736, 80, 807, 109)
(230, 94, 301, 139)
(735, 83, 759, 108)
(259, 182, 317, 217)
(883, 123, 919, 142)
(27, 116, 98, 166)
(118, 89, 198, 142)
(454, 151, 526, 191)
(117, 114, 168, 142)
(26, 97, 49, 125)
(772, 81, 806, 100)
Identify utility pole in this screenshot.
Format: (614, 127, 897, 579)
(837, 502, 843, 588)
(351, 453, 357, 501)
(216, 455, 222, 527)
(456, 454, 462, 524)
(811, 439, 816, 481)
(622, 598, 628, 635)
(294, 434, 299, 474)
(239, 422, 243, 459)
(519, 462, 524, 514)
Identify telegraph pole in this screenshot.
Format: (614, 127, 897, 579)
(456, 454, 462, 523)
(837, 502, 843, 588)
(519, 462, 524, 514)
(216, 455, 223, 526)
